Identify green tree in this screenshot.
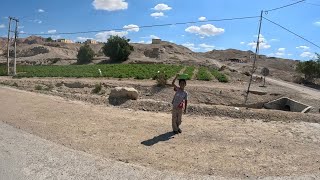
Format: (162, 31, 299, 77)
(77, 44, 95, 64)
(46, 37, 53, 42)
(102, 36, 133, 62)
(296, 53, 320, 82)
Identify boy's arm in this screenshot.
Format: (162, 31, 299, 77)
(184, 100, 188, 113)
(171, 74, 179, 90)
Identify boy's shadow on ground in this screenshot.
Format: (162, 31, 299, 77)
(141, 132, 175, 146)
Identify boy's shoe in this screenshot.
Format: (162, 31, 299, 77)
(178, 129, 182, 133)
(173, 131, 179, 134)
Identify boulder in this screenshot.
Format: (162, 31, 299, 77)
(109, 87, 139, 100)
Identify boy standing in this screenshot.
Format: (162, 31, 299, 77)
(171, 74, 188, 134)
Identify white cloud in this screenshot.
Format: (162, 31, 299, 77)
(95, 30, 128, 42)
(287, 54, 293, 56)
(92, 0, 128, 11)
(270, 39, 279, 42)
(181, 35, 185, 37)
(198, 17, 206, 21)
(77, 37, 93, 42)
(150, 35, 160, 39)
(247, 34, 271, 49)
(199, 43, 215, 51)
(123, 24, 139, 32)
(151, 12, 164, 18)
(275, 52, 285, 57)
(182, 43, 199, 51)
(48, 30, 57, 34)
(38, 9, 45, 13)
(313, 21, 320, 26)
(18, 26, 24, 29)
(296, 46, 310, 51)
(38, 20, 42, 24)
(278, 48, 285, 52)
(300, 52, 316, 58)
(19, 31, 25, 34)
(0, 24, 5, 28)
(152, 4, 172, 11)
(240, 42, 245, 45)
(185, 24, 224, 37)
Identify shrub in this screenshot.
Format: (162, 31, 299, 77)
(102, 36, 133, 62)
(35, 85, 43, 90)
(77, 44, 95, 64)
(155, 71, 168, 87)
(92, 83, 102, 94)
(296, 53, 320, 83)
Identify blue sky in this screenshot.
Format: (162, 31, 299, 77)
(0, 0, 319, 60)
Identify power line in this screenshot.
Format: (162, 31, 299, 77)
(21, 15, 259, 36)
(265, 0, 306, 12)
(263, 17, 320, 49)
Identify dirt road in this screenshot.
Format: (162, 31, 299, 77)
(266, 77, 320, 99)
(1, 86, 320, 179)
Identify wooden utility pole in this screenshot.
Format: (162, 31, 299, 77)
(6, 17, 12, 75)
(13, 18, 19, 76)
(244, 10, 263, 104)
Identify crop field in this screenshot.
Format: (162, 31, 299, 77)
(0, 64, 183, 79)
(0, 64, 229, 82)
(182, 66, 195, 80)
(196, 67, 212, 81)
(211, 69, 229, 83)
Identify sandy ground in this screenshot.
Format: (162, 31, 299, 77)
(1, 86, 320, 179)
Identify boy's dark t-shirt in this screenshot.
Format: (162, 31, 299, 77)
(172, 87, 188, 108)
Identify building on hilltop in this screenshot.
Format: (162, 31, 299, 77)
(152, 39, 161, 44)
(85, 39, 98, 44)
(57, 39, 73, 43)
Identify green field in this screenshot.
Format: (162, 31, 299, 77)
(0, 64, 183, 79)
(182, 66, 195, 80)
(196, 67, 212, 81)
(211, 69, 229, 83)
(0, 64, 229, 83)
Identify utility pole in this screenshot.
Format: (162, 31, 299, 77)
(244, 10, 263, 104)
(6, 17, 12, 75)
(6, 17, 19, 76)
(13, 18, 19, 76)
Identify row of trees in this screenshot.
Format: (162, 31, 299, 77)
(296, 53, 320, 83)
(77, 36, 133, 64)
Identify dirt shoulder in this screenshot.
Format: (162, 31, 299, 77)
(1, 86, 320, 179)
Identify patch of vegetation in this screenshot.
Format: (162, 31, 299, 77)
(211, 69, 229, 83)
(102, 35, 133, 62)
(35, 85, 43, 90)
(196, 67, 212, 81)
(44, 84, 54, 91)
(12, 82, 19, 87)
(92, 83, 102, 94)
(182, 66, 195, 80)
(296, 53, 320, 83)
(2, 64, 183, 80)
(155, 71, 168, 87)
(77, 44, 95, 64)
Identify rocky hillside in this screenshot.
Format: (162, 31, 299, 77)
(0, 36, 300, 81)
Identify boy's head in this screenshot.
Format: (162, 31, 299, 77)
(179, 79, 187, 89)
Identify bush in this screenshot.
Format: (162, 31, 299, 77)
(155, 71, 168, 87)
(102, 36, 133, 62)
(296, 53, 320, 82)
(92, 83, 102, 94)
(77, 44, 95, 64)
(35, 85, 43, 90)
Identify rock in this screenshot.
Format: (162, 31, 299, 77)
(109, 87, 139, 100)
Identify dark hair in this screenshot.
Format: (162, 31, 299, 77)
(179, 79, 186, 85)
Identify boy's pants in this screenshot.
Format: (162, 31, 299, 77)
(172, 107, 183, 131)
